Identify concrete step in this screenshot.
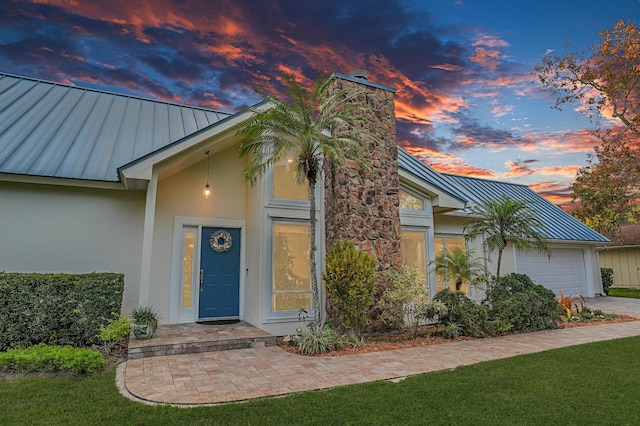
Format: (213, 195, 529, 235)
(127, 321, 277, 359)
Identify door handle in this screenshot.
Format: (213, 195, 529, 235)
(199, 269, 204, 293)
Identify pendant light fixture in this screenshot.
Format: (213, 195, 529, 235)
(203, 150, 211, 198)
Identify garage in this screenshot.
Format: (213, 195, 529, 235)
(516, 247, 588, 296)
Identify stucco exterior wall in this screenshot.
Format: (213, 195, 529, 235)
(0, 181, 145, 310)
(151, 146, 247, 322)
(435, 213, 518, 279)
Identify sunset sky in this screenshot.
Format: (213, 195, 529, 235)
(1, 0, 639, 207)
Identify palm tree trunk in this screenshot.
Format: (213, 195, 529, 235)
(496, 249, 503, 278)
(308, 178, 321, 326)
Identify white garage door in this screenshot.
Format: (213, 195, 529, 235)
(516, 248, 587, 296)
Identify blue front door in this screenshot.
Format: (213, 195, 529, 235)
(199, 227, 241, 319)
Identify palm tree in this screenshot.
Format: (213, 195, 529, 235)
(235, 73, 376, 325)
(435, 246, 487, 291)
(464, 195, 550, 278)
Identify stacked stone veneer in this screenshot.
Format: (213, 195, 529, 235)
(324, 75, 402, 274)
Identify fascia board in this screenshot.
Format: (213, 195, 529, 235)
(0, 172, 125, 190)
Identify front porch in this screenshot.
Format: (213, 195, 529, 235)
(127, 321, 277, 360)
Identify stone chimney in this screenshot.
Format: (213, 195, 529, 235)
(324, 71, 402, 274)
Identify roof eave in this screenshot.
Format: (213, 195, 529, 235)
(0, 172, 126, 190)
(399, 170, 466, 211)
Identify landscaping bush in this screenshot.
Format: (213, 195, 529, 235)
(377, 265, 429, 334)
(294, 323, 355, 355)
(433, 288, 489, 337)
(97, 314, 130, 345)
(323, 240, 377, 334)
(484, 273, 561, 332)
(97, 314, 130, 354)
(601, 268, 613, 295)
(0, 272, 124, 351)
(0, 344, 106, 375)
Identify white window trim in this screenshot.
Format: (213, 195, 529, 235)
(265, 163, 320, 211)
(169, 216, 246, 324)
(401, 226, 433, 295)
(264, 212, 321, 322)
(433, 234, 475, 297)
(399, 185, 430, 216)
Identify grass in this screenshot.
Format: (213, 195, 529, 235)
(2, 337, 640, 425)
(609, 287, 640, 299)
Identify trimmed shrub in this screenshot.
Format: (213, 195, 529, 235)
(433, 288, 488, 337)
(601, 268, 613, 295)
(0, 272, 124, 351)
(0, 344, 106, 375)
(377, 265, 429, 334)
(484, 273, 561, 332)
(323, 240, 377, 334)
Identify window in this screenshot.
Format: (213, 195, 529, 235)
(272, 222, 311, 311)
(273, 160, 308, 201)
(401, 229, 428, 288)
(399, 189, 424, 210)
(181, 230, 196, 308)
(434, 236, 469, 294)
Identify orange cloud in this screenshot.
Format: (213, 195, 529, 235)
(430, 64, 464, 71)
(503, 161, 580, 179)
(533, 129, 599, 153)
(363, 55, 468, 125)
(473, 34, 510, 48)
(492, 104, 514, 117)
(431, 161, 498, 179)
(528, 181, 574, 208)
(470, 47, 502, 70)
(401, 144, 458, 162)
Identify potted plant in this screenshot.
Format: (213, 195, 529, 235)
(130, 306, 159, 340)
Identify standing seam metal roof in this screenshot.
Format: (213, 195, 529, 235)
(441, 173, 608, 243)
(397, 147, 468, 202)
(0, 72, 607, 243)
(0, 72, 231, 182)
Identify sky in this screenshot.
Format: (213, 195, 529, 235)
(1, 0, 639, 208)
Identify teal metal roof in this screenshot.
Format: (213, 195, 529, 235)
(397, 147, 468, 203)
(0, 72, 231, 182)
(442, 174, 608, 243)
(0, 71, 608, 243)
(397, 147, 606, 243)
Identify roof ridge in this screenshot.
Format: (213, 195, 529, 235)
(0, 71, 232, 116)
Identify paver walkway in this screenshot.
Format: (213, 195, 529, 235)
(120, 297, 640, 406)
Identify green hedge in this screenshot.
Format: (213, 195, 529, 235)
(0, 272, 124, 351)
(0, 344, 106, 375)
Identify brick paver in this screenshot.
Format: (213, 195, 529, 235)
(121, 297, 640, 405)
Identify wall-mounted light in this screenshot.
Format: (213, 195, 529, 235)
(203, 150, 211, 198)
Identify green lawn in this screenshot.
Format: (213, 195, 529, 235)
(609, 287, 640, 299)
(2, 337, 640, 425)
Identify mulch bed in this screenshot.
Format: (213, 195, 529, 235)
(277, 315, 639, 357)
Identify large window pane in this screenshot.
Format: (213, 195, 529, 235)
(181, 230, 195, 308)
(273, 223, 311, 311)
(401, 229, 428, 286)
(273, 160, 308, 201)
(435, 235, 469, 294)
(400, 189, 424, 210)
